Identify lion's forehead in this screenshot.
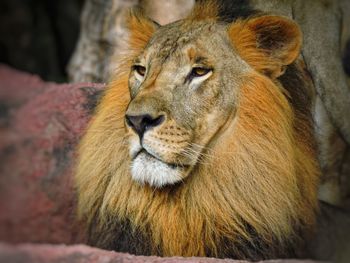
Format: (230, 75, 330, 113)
(147, 21, 225, 60)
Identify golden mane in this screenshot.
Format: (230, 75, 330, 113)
(76, 74, 319, 258)
(75, 2, 320, 259)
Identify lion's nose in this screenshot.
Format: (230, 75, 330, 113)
(125, 114, 165, 138)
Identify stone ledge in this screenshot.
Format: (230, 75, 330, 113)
(0, 243, 324, 263)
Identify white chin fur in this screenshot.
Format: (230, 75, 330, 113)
(131, 152, 183, 188)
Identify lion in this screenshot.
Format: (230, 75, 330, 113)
(75, 0, 320, 260)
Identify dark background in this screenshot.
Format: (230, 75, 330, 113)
(0, 0, 84, 82)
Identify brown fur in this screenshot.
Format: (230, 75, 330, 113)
(126, 9, 159, 52)
(187, 0, 219, 21)
(75, 2, 320, 260)
(229, 15, 302, 78)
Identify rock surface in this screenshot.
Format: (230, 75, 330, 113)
(0, 243, 322, 263)
(0, 64, 104, 244)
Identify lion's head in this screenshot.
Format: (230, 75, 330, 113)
(76, 1, 320, 259)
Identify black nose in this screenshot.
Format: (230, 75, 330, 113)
(125, 114, 165, 138)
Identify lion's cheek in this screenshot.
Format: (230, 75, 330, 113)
(193, 109, 229, 146)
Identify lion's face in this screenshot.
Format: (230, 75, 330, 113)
(126, 21, 248, 187)
(76, 6, 320, 257)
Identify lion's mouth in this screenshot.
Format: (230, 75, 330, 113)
(130, 148, 191, 187)
(134, 149, 189, 170)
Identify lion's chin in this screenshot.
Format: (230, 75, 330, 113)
(130, 150, 187, 188)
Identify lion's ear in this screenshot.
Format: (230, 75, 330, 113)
(228, 15, 302, 78)
(126, 9, 159, 52)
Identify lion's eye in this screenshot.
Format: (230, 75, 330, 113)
(133, 65, 146, 80)
(187, 67, 213, 84)
(191, 67, 211, 77)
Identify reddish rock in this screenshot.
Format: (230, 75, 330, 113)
(0, 64, 104, 244)
(0, 243, 323, 263)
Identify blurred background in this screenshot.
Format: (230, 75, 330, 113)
(0, 0, 84, 82)
(0, 0, 194, 83)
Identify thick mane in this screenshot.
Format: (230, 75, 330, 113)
(75, 1, 320, 260)
(76, 67, 319, 259)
